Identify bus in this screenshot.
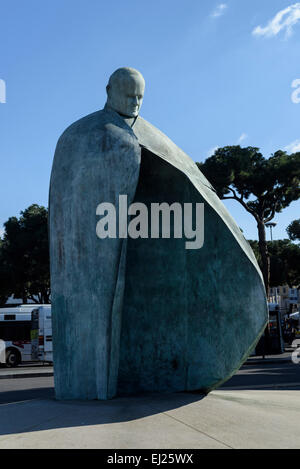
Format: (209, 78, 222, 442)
(0, 305, 52, 367)
(31, 305, 53, 363)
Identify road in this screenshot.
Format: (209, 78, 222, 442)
(0, 354, 299, 404)
(222, 358, 300, 390)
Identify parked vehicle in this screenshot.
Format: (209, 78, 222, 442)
(0, 308, 32, 366)
(0, 305, 52, 367)
(31, 305, 52, 363)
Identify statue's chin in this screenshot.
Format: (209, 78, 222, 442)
(120, 111, 139, 118)
(123, 107, 139, 117)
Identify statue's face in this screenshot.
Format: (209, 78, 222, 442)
(107, 73, 145, 118)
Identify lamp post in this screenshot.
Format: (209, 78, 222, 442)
(265, 222, 277, 303)
(265, 222, 277, 243)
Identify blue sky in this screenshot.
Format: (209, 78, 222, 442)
(0, 0, 299, 240)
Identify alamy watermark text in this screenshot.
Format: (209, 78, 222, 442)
(96, 196, 204, 250)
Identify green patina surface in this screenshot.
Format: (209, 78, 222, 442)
(119, 148, 267, 394)
(49, 109, 268, 400)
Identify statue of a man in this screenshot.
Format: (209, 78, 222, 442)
(49, 67, 267, 400)
(105, 67, 145, 120)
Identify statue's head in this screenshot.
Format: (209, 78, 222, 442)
(106, 67, 145, 118)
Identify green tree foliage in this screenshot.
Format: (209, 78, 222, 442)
(0, 204, 50, 304)
(287, 219, 300, 242)
(249, 239, 300, 289)
(0, 237, 13, 306)
(197, 147, 300, 295)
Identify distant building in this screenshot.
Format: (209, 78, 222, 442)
(269, 286, 300, 315)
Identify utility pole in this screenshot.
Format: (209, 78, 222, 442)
(265, 222, 277, 303)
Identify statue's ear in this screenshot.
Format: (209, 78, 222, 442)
(106, 85, 110, 96)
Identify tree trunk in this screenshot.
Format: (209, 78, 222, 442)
(39, 287, 50, 304)
(43, 290, 51, 304)
(257, 219, 271, 356)
(257, 219, 270, 298)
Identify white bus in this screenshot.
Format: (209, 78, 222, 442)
(0, 305, 52, 367)
(31, 305, 53, 363)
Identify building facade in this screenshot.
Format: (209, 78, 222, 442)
(269, 286, 300, 315)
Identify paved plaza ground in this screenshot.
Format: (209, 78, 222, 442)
(0, 353, 299, 449)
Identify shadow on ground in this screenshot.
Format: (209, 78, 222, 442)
(0, 387, 208, 437)
(0, 357, 299, 438)
(0, 386, 55, 405)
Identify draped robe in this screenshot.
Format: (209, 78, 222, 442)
(49, 108, 268, 399)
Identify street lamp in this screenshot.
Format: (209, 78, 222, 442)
(265, 222, 277, 304)
(265, 222, 277, 242)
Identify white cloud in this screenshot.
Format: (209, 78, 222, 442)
(211, 4, 228, 18)
(237, 133, 248, 144)
(0, 228, 4, 238)
(291, 78, 300, 103)
(253, 3, 300, 38)
(284, 139, 300, 153)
